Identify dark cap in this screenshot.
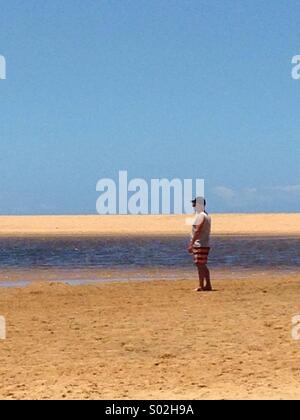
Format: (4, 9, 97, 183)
(191, 197, 206, 207)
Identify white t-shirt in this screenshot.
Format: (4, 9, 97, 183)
(191, 212, 212, 248)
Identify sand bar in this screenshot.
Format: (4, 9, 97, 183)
(0, 214, 299, 237)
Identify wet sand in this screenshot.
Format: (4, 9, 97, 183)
(1, 273, 300, 400)
(0, 214, 299, 237)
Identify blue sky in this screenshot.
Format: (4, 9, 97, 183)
(0, 0, 299, 214)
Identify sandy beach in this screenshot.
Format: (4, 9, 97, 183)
(0, 273, 300, 400)
(2, 0, 300, 403)
(0, 214, 299, 400)
(0, 214, 299, 237)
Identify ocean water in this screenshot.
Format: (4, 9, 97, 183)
(0, 235, 299, 271)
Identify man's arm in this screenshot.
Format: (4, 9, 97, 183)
(188, 215, 205, 252)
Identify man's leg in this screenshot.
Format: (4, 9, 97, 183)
(203, 265, 212, 291)
(197, 265, 205, 291)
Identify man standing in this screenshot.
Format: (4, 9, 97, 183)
(188, 197, 212, 292)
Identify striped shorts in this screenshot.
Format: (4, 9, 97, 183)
(193, 247, 210, 266)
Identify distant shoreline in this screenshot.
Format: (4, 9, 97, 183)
(0, 214, 299, 237)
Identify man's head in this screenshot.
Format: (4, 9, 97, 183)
(192, 196, 206, 213)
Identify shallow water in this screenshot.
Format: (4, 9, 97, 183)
(0, 235, 299, 272)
